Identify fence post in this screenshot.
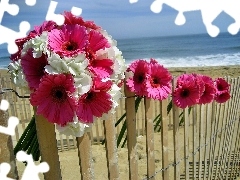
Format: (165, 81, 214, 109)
(161, 100, 169, 180)
(34, 108, 62, 180)
(76, 132, 94, 180)
(144, 97, 155, 179)
(124, 77, 138, 180)
(103, 116, 119, 179)
(0, 96, 19, 179)
(172, 79, 180, 180)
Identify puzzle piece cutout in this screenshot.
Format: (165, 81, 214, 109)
(46, 0, 82, 25)
(0, 99, 19, 136)
(0, 99, 9, 111)
(129, 0, 138, 3)
(25, 0, 37, 6)
(0, 0, 82, 53)
(0, 151, 49, 180)
(0, 21, 30, 54)
(0, 163, 15, 180)
(0, 0, 36, 54)
(131, 0, 240, 37)
(16, 151, 49, 180)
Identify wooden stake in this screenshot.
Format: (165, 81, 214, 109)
(104, 117, 119, 180)
(34, 108, 62, 180)
(144, 97, 155, 179)
(161, 100, 169, 180)
(76, 133, 94, 180)
(124, 76, 138, 180)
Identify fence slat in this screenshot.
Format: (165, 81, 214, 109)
(211, 97, 227, 180)
(76, 133, 94, 180)
(144, 98, 155, 179)
(124, 80, 138, 180)
(34, 108, 62, 180)
(172, 102, 180, 179)
(161, 100, 169, 180)
(184, 107, 189, 180)
(59, 133, 64, 151)
(203, 103, 211, 180)
(103, 117, 119, 180)
(172, 79, 180, 180)
(192, 106, 198, 179)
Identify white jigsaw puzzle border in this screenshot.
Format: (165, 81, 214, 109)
(0, 0, 82, 54)
(130, 0, 240, 37)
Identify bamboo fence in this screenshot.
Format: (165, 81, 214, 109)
(0, 72, 240, 179)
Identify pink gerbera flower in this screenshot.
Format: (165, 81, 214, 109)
(31, 20, 57, 36)
(30, 74, 76, 126)
(198, 75, 216, 104)
(63, 11, 100, 30)
(214, 77, 231, 103)
(77, 78, 113, 123)
(48, 24, 88, 57)
(214, 91, 231, 103)
(126, 59, 149, 96)
(193, 74, 205, 95)
(63, 11, 85, 25)
(215, 78, 230, 93)
(172, 74, 200, 108)
(86, 30, 113, 78)
(145, 61, 172, 100)
(21, 48, 48, 89)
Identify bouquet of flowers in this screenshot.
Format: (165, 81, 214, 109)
(8, 11, 126, 137)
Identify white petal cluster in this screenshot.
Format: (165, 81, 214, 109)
(22, 32, 48, 58)
(56, 115, 92, 137)
(8, 60, 28, 89)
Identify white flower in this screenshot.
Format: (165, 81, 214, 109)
(109, 84, 122, 109)
(74, 73, 92, 95)
(45, 53, 88, 75)
(56, 115, 92, 137)
(22, 32, 48, 58)
(8, 60, 28, 88)
(102, 84, 122, 120)
(96, 47, 126, 80)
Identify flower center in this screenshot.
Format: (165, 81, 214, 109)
(85, 91, 95, 101)
(217, 84, 223, 91)
(62, 41, 78, 51)
(150, 77, 160, 88)
(181, 89, 190, 97)
(135, 73, 145, 83)
(51, 87, 67, 103)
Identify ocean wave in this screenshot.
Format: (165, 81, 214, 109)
(126, 53, 240, 67)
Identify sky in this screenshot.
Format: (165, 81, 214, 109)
(1, 0, 236, 41)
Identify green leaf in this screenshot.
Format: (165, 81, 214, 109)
(167, 100, 172, 115)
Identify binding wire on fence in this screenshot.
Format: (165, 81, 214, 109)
(1, 72, 240, 179)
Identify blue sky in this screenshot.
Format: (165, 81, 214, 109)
(1, 0, 236, 40)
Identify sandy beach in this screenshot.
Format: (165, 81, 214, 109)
(1, 65, 239, 180)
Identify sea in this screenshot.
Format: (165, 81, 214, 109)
(0, 32, 240, 69)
